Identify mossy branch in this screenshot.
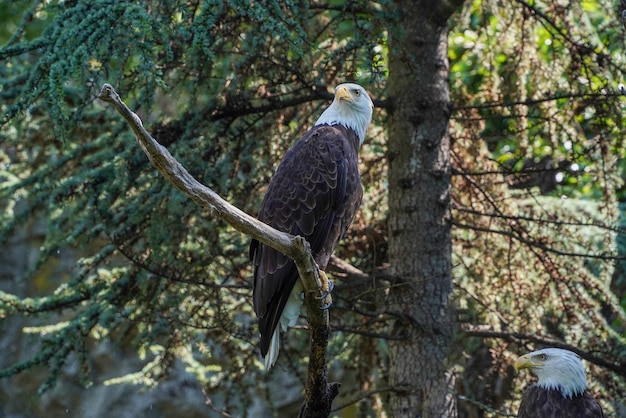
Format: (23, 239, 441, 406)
(97, 83, 337, 417)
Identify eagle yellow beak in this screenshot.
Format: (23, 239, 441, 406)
(514, 353, 543, 371)
(335, 85, 351, 101)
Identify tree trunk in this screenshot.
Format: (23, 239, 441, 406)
(386, 2, 461, 416)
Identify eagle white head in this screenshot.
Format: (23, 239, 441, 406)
(514, 348, 587, 399)
(315, 83, 373, 146)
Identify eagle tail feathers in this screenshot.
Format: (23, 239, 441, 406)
(263, 280, 304, 370)
(265, 328, 280, 369)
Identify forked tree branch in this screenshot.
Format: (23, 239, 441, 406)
(97, 83, 338, 417)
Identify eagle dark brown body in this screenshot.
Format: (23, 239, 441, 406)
(250, 124, 362, 363)
(517, 385, 604, 418)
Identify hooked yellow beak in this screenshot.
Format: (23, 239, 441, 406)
(335, 85, 351, 101)
(514, 353, 542, 371)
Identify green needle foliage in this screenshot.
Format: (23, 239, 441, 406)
(0, 0, 388, 414)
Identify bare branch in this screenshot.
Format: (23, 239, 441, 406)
(452, 220, 622, 261)
(97, 83, 338, 417)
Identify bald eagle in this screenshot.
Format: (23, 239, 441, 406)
(514, 348, 604, 417)
(249, 83, 373, 369)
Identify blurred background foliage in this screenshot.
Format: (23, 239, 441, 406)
(0, 0, 624, 416)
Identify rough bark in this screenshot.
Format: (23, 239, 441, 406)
(386, 2, 462, 416)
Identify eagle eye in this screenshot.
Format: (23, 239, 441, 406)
(353, 89, 361, 96)
(538, 354, 547, 361)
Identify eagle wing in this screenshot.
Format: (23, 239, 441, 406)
(250, 124, 362, 357)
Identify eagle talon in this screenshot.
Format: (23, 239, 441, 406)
(318, 286, 333, 310)
(318, 270, 333, 292)
(316, 278, 334, 299)
(317, 271, 334, 309)
(319, 299, 333, 310)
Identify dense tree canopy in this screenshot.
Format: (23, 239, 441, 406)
(0, 0, 625, 417)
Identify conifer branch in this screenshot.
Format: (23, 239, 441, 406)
(98, 83, 338, 417)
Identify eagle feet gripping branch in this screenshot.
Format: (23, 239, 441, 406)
(250, 83, 374, 370)
(316, 271, 334, 310)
